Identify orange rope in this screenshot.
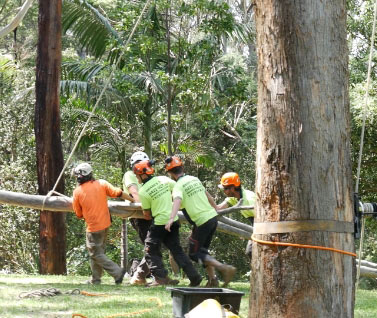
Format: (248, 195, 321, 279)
(80, 291, 109, 297)
(251, 234, 357, 257)
(72, 297, 163, 318)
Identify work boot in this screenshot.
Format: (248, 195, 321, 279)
(130, 271, 147, 286)
(205, 276, 219, 288)
(219, 265, 236, 287)
(189, 275, 203, 287)
(115, 268, 127, 285)
(146, 276, 179, 287)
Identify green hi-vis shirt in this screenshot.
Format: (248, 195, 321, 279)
(172, 175, 217, 226)
(122, 170, 140, 196)
(225, 188, 256, 218)
(139, 176, 178, 225)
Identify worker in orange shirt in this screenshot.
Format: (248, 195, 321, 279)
(72, 162, 135, 285)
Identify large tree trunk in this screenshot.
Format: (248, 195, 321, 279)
(251, 1, 354, 317)
(35, 0, 66, 275)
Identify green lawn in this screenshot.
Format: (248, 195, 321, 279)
(0, 274, 374, 318)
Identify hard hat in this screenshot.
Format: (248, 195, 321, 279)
(74, 163, 93, 176)
(133, 160, 155, 175)
(219, 172, 241, 188)
(130, 151, 149, 166)
(165, 156, 183, 171)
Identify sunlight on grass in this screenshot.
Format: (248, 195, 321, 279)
(1, 274, 374, 318)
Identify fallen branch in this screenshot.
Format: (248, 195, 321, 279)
(0, 0, 35, 38)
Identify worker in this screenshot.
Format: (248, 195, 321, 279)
(72, 162, 134, 285)
(217, 172, 256, 260)
(165, 156, 236, 288)
(134, 160, 202, 287)
(122, 151, 153, 285)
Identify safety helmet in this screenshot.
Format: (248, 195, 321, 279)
(219, 172, 241, 188)
(130, 151, 149, 166)
(133, 160, 155, 175)
(74, 163, 93, 176)
(165, 156, 183, 171)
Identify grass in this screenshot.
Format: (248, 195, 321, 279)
(0, 274, 375, 318)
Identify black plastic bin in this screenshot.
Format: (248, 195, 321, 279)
(167, 287, 244, 318)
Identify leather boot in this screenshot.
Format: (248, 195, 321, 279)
(147, 276, 179, 287)
(130, 271, 147, 286)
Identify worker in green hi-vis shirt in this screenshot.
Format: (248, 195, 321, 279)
(165, 156, 236, 288)
(217, 172, 256, 261)
(122, 151, 152, 285)
(134, 160, 202, 287)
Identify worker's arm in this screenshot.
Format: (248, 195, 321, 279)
(205, 191, 218, 211)
(72, 193, 83, 219)
(143, 209, 152, 220)
(216, 200, 229, 211)
(165, 197, 182, 232)
(128, 184, 140, 203)
(120, 191, 135, 202)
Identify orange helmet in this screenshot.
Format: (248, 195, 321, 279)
(133, 160, 155, 175)
(219, 172, 241, 188)
(165, 156, 183, 171)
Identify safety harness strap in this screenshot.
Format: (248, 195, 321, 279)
(253, 220, 354, 235)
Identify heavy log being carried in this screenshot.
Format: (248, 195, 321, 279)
(0, 189, 253, 239)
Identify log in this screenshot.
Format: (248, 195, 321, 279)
(359, 266, 377, 279)
(0, 189, 143, 218)
(0, 189, 253, 239)
(218, 216, 254, 233)
(356, 259, 377, 270)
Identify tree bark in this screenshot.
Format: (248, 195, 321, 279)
(251, 1, 354, 317)
(35, 0, 66, 275)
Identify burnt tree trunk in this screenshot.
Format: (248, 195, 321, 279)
(251, 1, 354, 317)
(35, 0, 66, 274)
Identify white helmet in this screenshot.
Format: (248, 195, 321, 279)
(74, 163, 93, 176)
(130, 151, 149, 166)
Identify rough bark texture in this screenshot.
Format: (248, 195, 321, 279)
(251, 1, 354, 317)
(35, 0, 66, 275)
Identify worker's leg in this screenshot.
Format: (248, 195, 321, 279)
(144, 224, 179, 286)
(163, 221, 202, 286)
(189, 217, 236, 287)
(129, 218, 152, 284)
(86, 228, 124, 283)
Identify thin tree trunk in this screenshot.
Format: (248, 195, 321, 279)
(166, 2, 173, 156)
(143, 96, 153, 157)
(35, 0, 66, 275)
(251, 1, 354, 317)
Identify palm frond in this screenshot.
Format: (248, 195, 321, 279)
(62, 60, 107, 81)
(62, 0, 121, 59)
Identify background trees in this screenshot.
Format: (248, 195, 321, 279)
(0, 0, 376, 288)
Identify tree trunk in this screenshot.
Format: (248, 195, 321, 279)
(143, 96, 153, 157)
(35, 0, 66, 275)
(251, 1, 354, 317)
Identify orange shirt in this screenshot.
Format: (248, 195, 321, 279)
(72, 179, 122, 232)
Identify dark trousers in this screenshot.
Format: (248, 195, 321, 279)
(144, 221, 199, 280)
(130, 218, 152, 277)
(189, 216, 218, 264)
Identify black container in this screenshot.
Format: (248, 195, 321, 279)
(167, 287, 245, 318)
